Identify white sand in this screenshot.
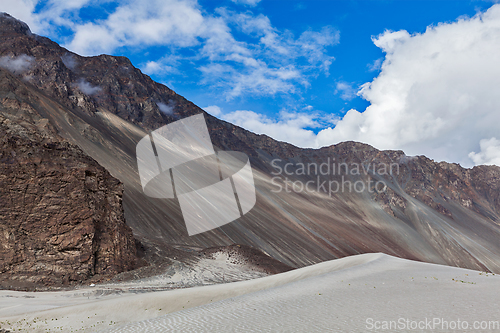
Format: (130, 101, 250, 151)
(1, 253, 499, 332)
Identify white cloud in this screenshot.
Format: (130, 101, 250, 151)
(219, 5, 500, 167)
(4, 0, 337, 101)
(230, 0, 261, 7)
(367, 57, 383, 72)
(0, 0, 93, 34)
(200, 62, 303, 99)
(335, 82, 357, 101)
(76, 79, 101, 95)
(204, 105, 222, 116)
(0, 1, 40, 32)
(157, 101, 175, 115)
(296, 27, 338, 74)
(0, 54, 34, 73)
(61, 53, 78, 70)
(314, 5, 500, 167)
(231, 12, 338, 70)
(66, 0, 204, 55)
(196, 11, 337, 99)
(209, 104, 342, 148)
(141, 54, 181, 75)
(222, 110, 320, 147)
(469, 137, 500, 166)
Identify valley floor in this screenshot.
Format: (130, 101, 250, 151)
(1, 253, 499, 332)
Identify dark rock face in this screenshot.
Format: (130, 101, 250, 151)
(319, 142, 500, 221)
(0, 12, 499, 282)
(0, 70, 143, 289)
(0, 13, 31, 36)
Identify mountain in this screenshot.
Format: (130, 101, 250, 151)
(0, 13, 499, 288)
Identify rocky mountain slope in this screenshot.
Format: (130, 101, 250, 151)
(0, 68, 143, 289)
(0, 12, 499, 288)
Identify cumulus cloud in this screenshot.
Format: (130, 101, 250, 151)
(215, 105, 341, 147)
(222, 110, 320, 147)
(65, 0, 204, 55)
(141, 54, 181, 75)
(9, 0, 336, 100)
(469, 138, 500, 166)
(76, 79, 101, 95)
(0, 0, 93, 34)
(212, 5, 500, 167)
(0, 54, 35, 73)
(204, 105, 222, 116)
(0, 1, 40, 32)
(206, 103, 340, 147)
(313, 5, 500, 167)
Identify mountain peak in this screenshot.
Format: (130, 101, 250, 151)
(0, 13, 32, 36)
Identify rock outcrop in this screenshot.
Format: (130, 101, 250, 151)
(0, 68, 143, 289)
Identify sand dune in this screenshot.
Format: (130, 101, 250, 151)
(1, 253, 499, 332)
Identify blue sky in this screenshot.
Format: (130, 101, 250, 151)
(1, 0, 500, 167)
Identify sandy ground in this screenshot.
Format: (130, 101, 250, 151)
(0, 253, 270, 317)
(1, 253, 499, 332)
